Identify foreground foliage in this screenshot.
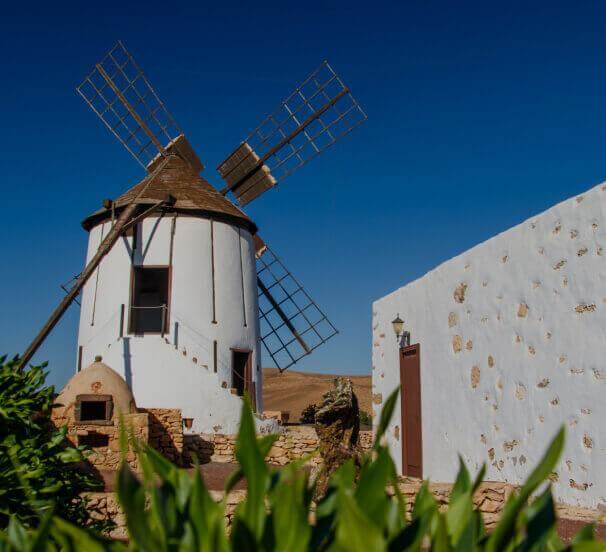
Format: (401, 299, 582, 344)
(1, 387, 605, 550)
(0, 356, 103, 531)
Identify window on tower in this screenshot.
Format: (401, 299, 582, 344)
(129, 267, 170, 334)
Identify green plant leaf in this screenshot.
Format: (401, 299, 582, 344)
(269, 465, 311, 552)
(234, 397, 273, 541)
(355, 446, 393, 529)
(334, 490, 386, 552)
(116, 461, 155, 549)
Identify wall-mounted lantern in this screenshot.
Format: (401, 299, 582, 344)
(391, 314, 411, 348)
(391, 314, 404, 339)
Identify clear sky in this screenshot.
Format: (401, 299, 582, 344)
(2, 1, 606, 388)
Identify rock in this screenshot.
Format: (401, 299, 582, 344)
(452, 335, 463, 353)
(314, 377, 361, 498)
(454, 283, 468, 304)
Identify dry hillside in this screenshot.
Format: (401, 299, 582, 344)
(262, 368, 372, 422)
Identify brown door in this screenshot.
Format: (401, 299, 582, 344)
(400, 344, 422, 478)
(231, 349, 255, 411)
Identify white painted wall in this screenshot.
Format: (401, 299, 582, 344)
(77, 214, 264, 434)
(372, 183, 606, 509)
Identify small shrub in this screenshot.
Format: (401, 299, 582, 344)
(300, 402, 317, 424)
(1, 388, 603, 550)
(0, 355, 104, 531)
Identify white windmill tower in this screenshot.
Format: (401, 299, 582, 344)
(21, 42, 367, 433)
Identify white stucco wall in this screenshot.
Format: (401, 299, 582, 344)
(76, 214, 263, 434)
(372, 183, 606, 509)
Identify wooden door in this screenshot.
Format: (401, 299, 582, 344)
(232, 349, 255, 411)
(400, 344, 422, 478)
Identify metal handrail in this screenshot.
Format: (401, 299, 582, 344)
(129, 304, 167, 336)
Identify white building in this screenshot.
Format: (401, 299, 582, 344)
(372, 183, 606, 509)
(77, 155, 264, 434)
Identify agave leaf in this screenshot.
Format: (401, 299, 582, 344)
(334, 490, 386, 552)
(518, 487, 560, 551)
(572, 524, 596, 544)
(116, 461, 155, 549)
(388, 517, 423, 552)
(269, 465, 311, 552)
(450, 456, 471, 503)
(355, 446, 393, 528)
(51, 517, 110, 551)
(189, 466, 228, 552)
(412, 482, 438, 520)
(234, 397, 272, 541)
(230, 517, 259, 552)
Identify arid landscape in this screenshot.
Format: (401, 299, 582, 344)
(262, 368, 372, 422)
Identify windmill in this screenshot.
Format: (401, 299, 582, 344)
(21, 42, 366, 429)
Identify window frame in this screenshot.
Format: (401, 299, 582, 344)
(128, 265, 172, 336)
(75, 394, 114, 425)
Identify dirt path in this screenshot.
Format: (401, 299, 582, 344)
(262, 368, 371, 422)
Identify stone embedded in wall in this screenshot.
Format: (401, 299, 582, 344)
(570, 229, 579, 239)
(578, 248, 588, 257)
(583, 434, 593, 450)
(570, 480, 590, 491)
(575, 303, 596, 314)
(517, 303, 529, 318)
(503, 439, 519, 452)
(454, 283, 468, 304)
(470, 366, 481, 389)
(448, 312, 458, 327)
(537, 378, 550, 388)
(373, 393, 383, 405)
(488, 355, 495, 368)
(466, 340, 473, 351)
(554, 260, 567, 270)
(515, 383, 527, 401)
(452, 335, 463, 353)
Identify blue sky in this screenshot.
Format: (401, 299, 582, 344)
(2, 1, 606, 388)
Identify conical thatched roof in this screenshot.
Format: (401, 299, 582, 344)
(82, 155, 255, 232)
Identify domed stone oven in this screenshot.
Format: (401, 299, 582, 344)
(51, 357, 184, 471)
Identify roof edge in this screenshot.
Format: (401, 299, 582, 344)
(81, 204, 258, 234)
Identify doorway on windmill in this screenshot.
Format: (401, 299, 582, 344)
(129, 266, 170, 334)
(231, 349, 252, 399)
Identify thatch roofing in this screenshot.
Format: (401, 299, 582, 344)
(82, 155, 256, 232)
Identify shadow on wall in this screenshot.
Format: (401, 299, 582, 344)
(141, 409, 184, 466)
(183, 434, 215, 465)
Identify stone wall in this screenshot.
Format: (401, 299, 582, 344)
(86, 479, 606, 541)
(140, 408, 184, 465)
(52, 411, 148, 472)
(184, 426, 373, 466)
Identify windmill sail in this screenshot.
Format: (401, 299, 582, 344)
(255, 236, 338, 371)
(218, 61, 367, 205)
(77, 41, 203, 173)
